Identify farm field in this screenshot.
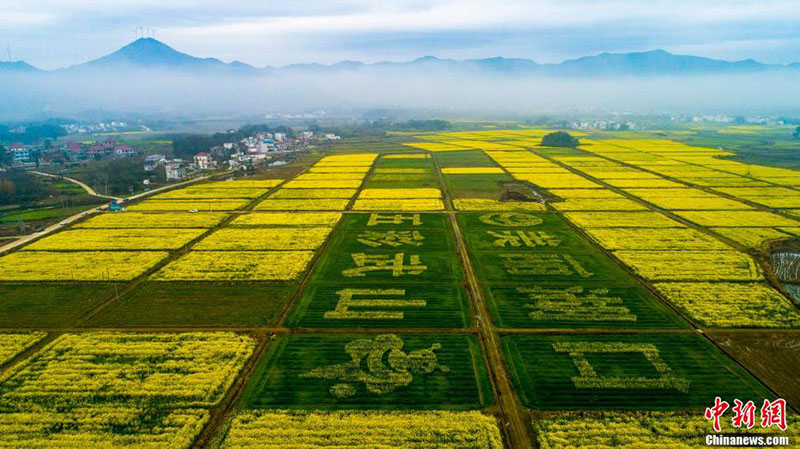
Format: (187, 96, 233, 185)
(1, 130, 800, 448)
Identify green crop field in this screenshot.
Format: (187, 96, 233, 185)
(242, 333, 492, 409)
(0, 283, 116, 327)
(502, 333, 773, 410)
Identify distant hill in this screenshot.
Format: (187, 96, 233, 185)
(0, 61, 41, 72)
(4, 38, 799, 78)
(65, 38, 256, 73)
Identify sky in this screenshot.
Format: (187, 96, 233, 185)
(3, 0, 800, 70)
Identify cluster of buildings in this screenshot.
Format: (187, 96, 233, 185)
(219, 131, 336, 169)
(570, 120, 636, 131)
(5, 139, 135, 169)
(61, 122, 150, 134)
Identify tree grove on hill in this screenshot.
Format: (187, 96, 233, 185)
(541, 131, 580, 148)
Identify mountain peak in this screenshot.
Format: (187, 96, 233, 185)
(74, 38, 254, 72)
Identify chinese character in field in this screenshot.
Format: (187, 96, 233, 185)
(501, 253, 593, 278)
(300, 334, 448, 398)
(342, 253, 427, 277)
(521, 286, 636, 322)
(324, 288, 426, 320)
(489, 230, 561, 248)
(705, 396, 730, 432)
(731, 399, 756, 429)
(760, 399, 787, 431)
(357, 230, 425, 248)
(479, 212, 543, 227)
(367, 213, 422, 226)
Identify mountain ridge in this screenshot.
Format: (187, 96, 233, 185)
(5, 38, 798, 77)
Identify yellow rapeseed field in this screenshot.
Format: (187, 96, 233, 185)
(564, 211, 685, 228)
(353, 198, 445, 211)
(128, 199, 250, 212)
(230, 212, 342, 227)
(583, 227, 730, 251)
(675, 210, 799, 227)
(194, 227, 333, 250)
(0, 251, 168, 281)
(75, 212, 228, 228)
(269, 188, 357, 199)
(0, 332, 47, 365)
(282, 180, 364, 189)
(254, 199, 350, 211)
(25, 228, 206, 251)
(551, 198, 649, 211)
(452, 198, 546, 211)
(219, 410, 503, 449)
(150, 187, 268, 200)
(653, 282, 800, 327)
(153, 251, 314, 281)
(613, 250, 762, 281)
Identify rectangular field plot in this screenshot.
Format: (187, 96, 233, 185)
(485, 283, 686, 329)
(352, 198, 445, 211)
(75, 212, 228, 228)
(25, 228, 206, 251)
(285, 283, 472, 328)
(0, 332, 47, 366)
(452, 198, 546, 212)
(242, 333, 491, 409)
(193, 227, 333, 251)
(0, 408, 209, 449)
(127, 199, 250, 211)
(312, 248, 463, 283)
(218, 410, 502, 449)
(582, 227, 731, 251)
(153, 251, 314, 281)
(0, 284, 116, 327)
(340, 212, 448, 230)
(253, 198, 350, 211)
(472, 251, 628, 283)
(88, 282, 297, 327)
(463, 229, 594, 252)
(457, 212, 571, 230)
(229, 212, 342, 227)
(0, 332, 255, 408)
(534, 412, 800, 449)
(502, 333, 772, 410)
(0, 251, 167, 281)
(614, 250, 762, 281)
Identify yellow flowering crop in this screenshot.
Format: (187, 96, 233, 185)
(373, 168, 431, 174)
(551, 198, 648, 212)
(269, 188, 357, 199)
(515, 174, 601, 189)
(309, 166, 370, 174)
(0, 332, 46, 366)
(353, 198, 445, 211)
(614, 250, 762, 281)
(253, 199, 350, 211)
(0, 407, 208, 449)
(549, 188, 624, 199)
(359, 188, 442, 199)
(194, 227, 333, 250)
(603, 178, 685, 188)
(583, 228, 730, 251)
(75, 212, 228, 228)
(128, 199, 250, 211)
(0, 332, 254, 407)
(440, 167, 505, 174)
(316, 154, 377, 163)
(200, 179, 282, 188)
(230, 212, 342, 227)
(564, 211, 685, 228)
(282, 180, 363, 189)
(153, 251, 314, 281)
(653, 282, 800, 328)
(25, 228, 205, 251)
(150, 188, 269, 200)
(0, 251, 167, 281)
(452, 198, 545, 211)
(536, 412, 800, 448)
(294, 173, 365, 181)
(675, 210, 799, 227)
(219, 410, 503, 449)
(402, 142, 470, 152)
(712, 227, 791, 248)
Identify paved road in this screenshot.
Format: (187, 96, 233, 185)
(30, 170, 122, 201)
(0, 171, 228, 255)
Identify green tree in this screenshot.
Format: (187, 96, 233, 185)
(541, 131, 580, 148)
(794, 126, 800, 139)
